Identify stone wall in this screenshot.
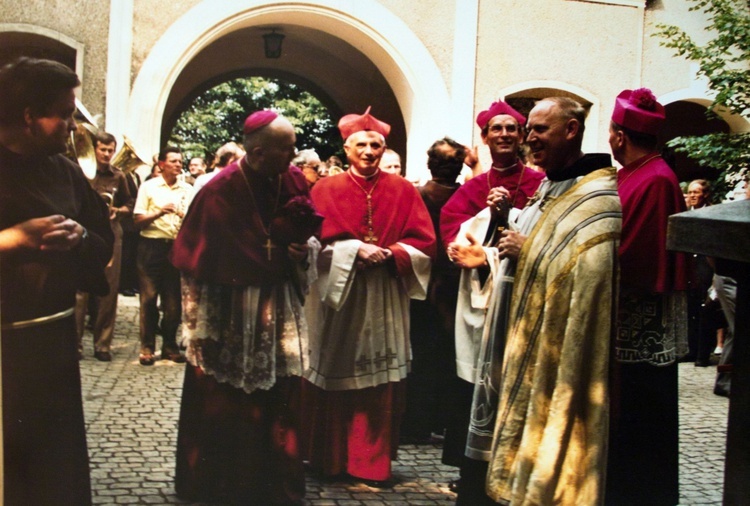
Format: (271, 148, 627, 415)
(0, 0, 110, 122)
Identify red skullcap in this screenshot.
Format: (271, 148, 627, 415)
(243, 110, 278, 135)
(338, 106, 391, 140)
(611, 88, 665, 136)
(476, 100, 526, 129)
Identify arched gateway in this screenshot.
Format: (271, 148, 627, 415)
(127, 0, 453, 181)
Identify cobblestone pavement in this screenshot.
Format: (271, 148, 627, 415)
(79, 296, 729, 505)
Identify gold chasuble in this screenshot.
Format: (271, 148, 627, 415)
(486, 168, 621, 505)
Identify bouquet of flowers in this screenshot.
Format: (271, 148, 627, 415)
(270, 196, 324, 245)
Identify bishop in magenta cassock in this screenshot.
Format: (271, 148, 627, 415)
(171, 111, 321, 505)
(301, 107, 436, 483)
(436, 101, 544, 472)
(439, 100, 545, 250)
(606, 88, 690, 506)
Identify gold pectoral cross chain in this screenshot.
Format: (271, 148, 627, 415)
(239, 159, 282, 262)
(364, 194, 378, 243)
(348, 171, 381, 244)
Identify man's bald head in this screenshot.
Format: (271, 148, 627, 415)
(243, 115, 297, 177)
(526, 97, 586, 176)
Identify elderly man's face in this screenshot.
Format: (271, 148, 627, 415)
(301, 165, 319, 186)
(188, 158, 206, 177)
(344, 131, 385, 176)
(379, 151, 401, 174)
(483, 114, 522, 162)
(526, 101, 573, 175)
(260, 119, 297, 177)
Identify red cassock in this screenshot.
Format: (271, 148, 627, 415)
(609, 154, 690, 506)
(311, 170, 436, 274)
(439, 161, 545, 249)
(301, 170, 436, 482)
(617, 154, 690, 293)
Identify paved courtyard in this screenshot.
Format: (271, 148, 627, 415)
(79, 296, 729, 505)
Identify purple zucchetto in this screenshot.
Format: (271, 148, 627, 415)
(476, 100, 526, 129)
(243, 110, 279, 135)
(611, 88, 666, 136)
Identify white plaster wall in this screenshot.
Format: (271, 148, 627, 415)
(474, 0, 645, 154)
(643, 0, 714, 99)
(126, 0, 741, 175)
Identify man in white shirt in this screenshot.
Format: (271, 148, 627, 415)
(133, 146, 195, 365)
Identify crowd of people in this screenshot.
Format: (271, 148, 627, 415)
(0, 56, 744, 506)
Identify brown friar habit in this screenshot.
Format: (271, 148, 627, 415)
(0, 146, 113, 506)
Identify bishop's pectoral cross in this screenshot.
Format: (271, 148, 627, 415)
(263, 237, 276, 261)
(364, 230, 378, 243)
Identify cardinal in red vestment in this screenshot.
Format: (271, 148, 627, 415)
(300, 107, 436, 483)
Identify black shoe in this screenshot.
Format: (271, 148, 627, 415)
(139, 353, 155, 366)
(94, 350, 112, 362)
(714, 386, 730, 397)
(162, 351, 186, 363)
(695, 359, 710, 367)
(360, 477, 397, 489)
(119, 289, 136, 296)
(448, 479, 460, 493)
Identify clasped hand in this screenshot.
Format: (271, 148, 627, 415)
(1, 214, 85, 252)
(160, 202, 180, 217)
(497, 229, 525, 260)
(356, 242, 392, 269)
(287, 241, 309, 263)
(487, 186, 511, 219)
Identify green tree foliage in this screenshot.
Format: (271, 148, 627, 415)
(168, 77, 341, 165)
(655, 0, 750, 201)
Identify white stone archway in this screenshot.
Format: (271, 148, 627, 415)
(127, 0, 451, 181)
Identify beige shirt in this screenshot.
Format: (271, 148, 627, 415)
(134, 176, 195, 239)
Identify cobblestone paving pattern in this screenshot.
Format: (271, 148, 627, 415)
(79, 296, 728, 505)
